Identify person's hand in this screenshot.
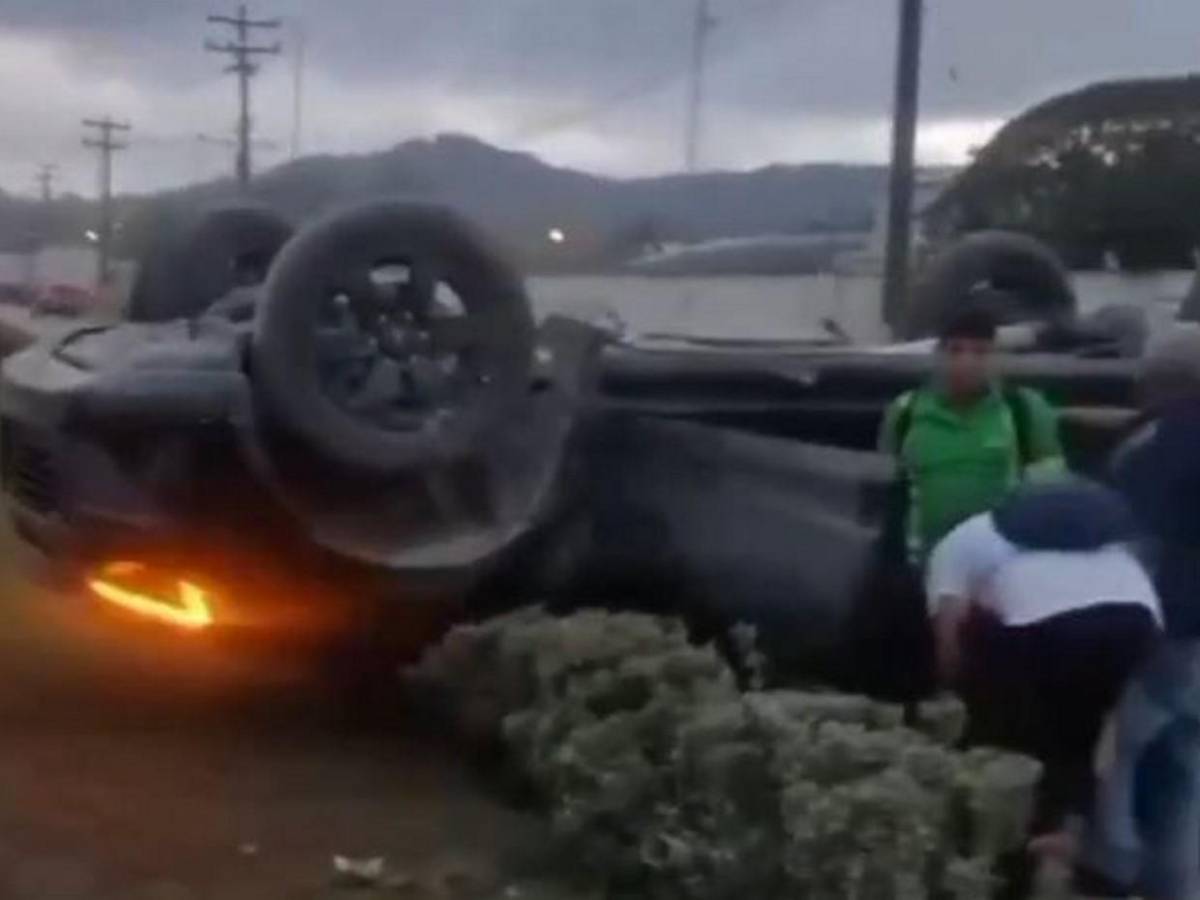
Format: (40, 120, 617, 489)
(933, 597, 970, 685)
(935, 633, 963, 685)
(1094, 714, 1117, 776)
(1027, 829, 1078, 863)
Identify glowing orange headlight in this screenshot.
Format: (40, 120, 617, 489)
(87, 561, 214, 631)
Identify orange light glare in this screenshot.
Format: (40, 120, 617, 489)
(87, 561, 214, 630)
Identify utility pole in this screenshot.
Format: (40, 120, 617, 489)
(881, 0, 924, 336)
(82, 116, 131, 287)
(35, 164, 57, 204)
(684, 0, 717, 173)
(205, 4, 281, 189)
(290, 19, 306, 160)
(28, 164, 58, 289)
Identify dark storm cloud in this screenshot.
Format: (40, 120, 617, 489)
(2, 0, 1200, 191)
(10, 0, 1199, 111)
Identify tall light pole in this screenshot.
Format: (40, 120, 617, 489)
(684, 0, 717, 173)
(881, 0, 924, 336)
(290, 19, 306, 160)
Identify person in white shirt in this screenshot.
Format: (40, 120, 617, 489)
(926, 479, 1161, 842)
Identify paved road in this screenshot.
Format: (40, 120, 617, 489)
(0, 306, 79, 355)
(0, 305, 549, 899)
(0, 528, 541, 900)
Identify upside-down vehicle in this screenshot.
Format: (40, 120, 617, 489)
(0, 201, 1161, 694)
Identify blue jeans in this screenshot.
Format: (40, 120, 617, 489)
(1081, 641, 1200, 900)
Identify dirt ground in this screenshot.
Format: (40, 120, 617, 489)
(0, 530, 546, 900)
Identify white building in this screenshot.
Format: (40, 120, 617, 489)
(834, 168, 960, 275)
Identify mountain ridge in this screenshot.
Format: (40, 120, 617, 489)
(4, 134, 890, 272)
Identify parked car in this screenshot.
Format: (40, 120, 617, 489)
(32, 283, 96, 318)
(0, 201, 1152, 692)
(0, 282, 34, 306)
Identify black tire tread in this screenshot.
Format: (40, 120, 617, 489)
(252, 201, 535, 475)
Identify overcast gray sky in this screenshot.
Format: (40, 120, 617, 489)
(0, 0, 1197, 196)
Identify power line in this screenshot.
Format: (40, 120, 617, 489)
(513, 71, 680, 143)
(82, 116, 131, 287)
(205, 3, 281, 189)
(197, 132, 279, 151)
(514, 0, 788, 153)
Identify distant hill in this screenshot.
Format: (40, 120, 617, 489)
(2, 134, 890, 273)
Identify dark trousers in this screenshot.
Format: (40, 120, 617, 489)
(958, 604, 1159, 899)
(959, 603, 1160, 828)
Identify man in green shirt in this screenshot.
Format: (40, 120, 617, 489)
(879, 304, 1065, 563)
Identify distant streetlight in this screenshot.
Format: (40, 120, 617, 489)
(548, 227, 566, 244)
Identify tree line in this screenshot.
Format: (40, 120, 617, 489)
(925, 75, 1200, 271)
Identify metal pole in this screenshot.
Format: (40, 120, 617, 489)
(881, 0, 924, 336)
(206, 4, 280, 189)
(237, 5, 250, 185)
(291, 20, 305, 160)
(22, 230, 37, 295)
(100, 144, 112, 286)
(684, 0, 716, 173)
(83, 117, 130, 287)
(36, 164, 56, 204)
(30, 164, 57, 292)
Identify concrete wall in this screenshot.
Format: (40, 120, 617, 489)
(530, 269, 1194, 346)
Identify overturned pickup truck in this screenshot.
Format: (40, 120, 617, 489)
(0, 202, 1160, 693)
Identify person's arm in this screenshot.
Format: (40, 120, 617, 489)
(878, 391, 912, 455)
(931, 594, 972, 684)
(925, 515, 996, 685)
(1019, 387, 1067, 479)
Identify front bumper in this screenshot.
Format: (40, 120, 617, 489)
(0, 418, 468, 660)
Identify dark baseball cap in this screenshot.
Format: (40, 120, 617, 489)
(992, 479, 1137, 552)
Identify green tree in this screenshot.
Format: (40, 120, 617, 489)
(927, 76, 1200, 269)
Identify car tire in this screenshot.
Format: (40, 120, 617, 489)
(128, 204, 293, 322)
(1179, 269, 1200, 323)
(905, 230, 1076, 339)
(253, 201, 535, 476)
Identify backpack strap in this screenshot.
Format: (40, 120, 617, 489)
(894, 386, 1030, 466)
(884, 390, 922, 564)
(1002, 387, 1033, 469)
(891, 390, 918, 455)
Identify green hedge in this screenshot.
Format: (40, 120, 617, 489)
(406, 609, 1042, 900)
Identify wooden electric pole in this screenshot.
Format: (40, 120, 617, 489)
(25, 165, 57, 293)
(684, 0, 717, 173)
(82, 117, 131, 287)
(290, 19, 306, 160)
(205, 4, 281, 189)
(881, 0, 924, 336)
(35, 164, 57, 204)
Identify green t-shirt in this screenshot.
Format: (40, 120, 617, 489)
(879, 385, 1064, 561)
